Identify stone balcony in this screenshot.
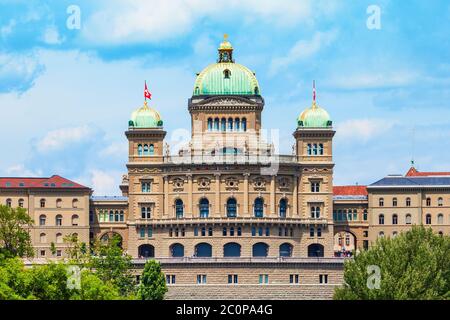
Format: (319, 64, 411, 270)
(132, 217, 330, 226)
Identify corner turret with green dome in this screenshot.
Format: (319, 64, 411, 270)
(128, 101, 163, 129)
(192, 34, 261, 96)
(297, 82, 332, 128)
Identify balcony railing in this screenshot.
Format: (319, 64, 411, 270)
(133, 217, 329, 225)
(161, 154, 297, 165)
(131, 257, 348, 265)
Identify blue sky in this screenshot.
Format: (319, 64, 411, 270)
(0, 0, 449, 195)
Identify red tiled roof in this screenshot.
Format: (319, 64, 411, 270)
(0, 175, 89, 189)
(333, 186, 368, 196)
(406, 167, 450, 177)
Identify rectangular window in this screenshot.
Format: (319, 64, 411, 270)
(363, 231, 368, 237)
(259, 274, 269, 284)
(197, 274, 207, 284)
(141, 182, 151, 193)
(194, 227, 198, 236)
(289, 274, 299, 284)
(228, 275, 238, 284)
(237, 227, 242, 236)
(223, 227, 227, 236)
(147, 227, 153, 238)
(251, 227, 256, 236)
(40, 250, 46, 257)
(311, 182, 320, 193)
(230, 228, 235, 236)
(139, 228, 145, 238)
(166, 275, 176, 284)
(265, 227, 270, 236)
(319, 274, 328, 284)
(56, 250, 62, 257)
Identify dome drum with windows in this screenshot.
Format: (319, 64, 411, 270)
(128, 101, 163, 129)
(297, 82, 332, 128)
(193, 34, 261, 96)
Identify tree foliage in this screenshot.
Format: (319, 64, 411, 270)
(334, 226, 450, 300)
(138, 260, 167, 300)
(0, 205, 34, 258)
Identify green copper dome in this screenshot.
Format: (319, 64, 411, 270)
(129, 102, 163, 128)
(193, 36, 260, 96)
(297, 102, 332, 128)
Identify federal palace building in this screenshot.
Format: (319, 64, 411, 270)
(1, 37, 449, 299)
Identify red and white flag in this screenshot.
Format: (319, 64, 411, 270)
(144, 81, 152, 100)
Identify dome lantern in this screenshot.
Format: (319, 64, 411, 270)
(193, 35, 261, 96)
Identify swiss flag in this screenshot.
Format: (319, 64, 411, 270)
(144, 81, 152, 100)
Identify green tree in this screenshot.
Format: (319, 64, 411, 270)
(334, 226, 450, 300)
(138, 260, 167, 300)
(0, 205, 34, 258)
(0, 256, 28, 299)
(25, 262, 74, 300)
(89, 235, 136, 296)
(71, 270, 121, 300)
(63, 234, 89, 265)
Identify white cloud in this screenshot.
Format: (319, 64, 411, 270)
(327, 71, 419, 90)
(6, 164, 42, 177)
(0, 52, 44, 93)
(82, 0, 313, 45)
(269, 29, 338, 74)
(36, 125, 97, 152)
(89, 169, 122, 195)
(42, 26, 64, 45)
(335, 119, 395, 143)
(1, 19, 16, 38)
(100, 141, 128, 157)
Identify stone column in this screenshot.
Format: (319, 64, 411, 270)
(214, 173, 221, 216)
(292, 173, 298, 217)
(270, 175, 276, 216)
(187, 173, 193, 217)
(163, 175, 169, 217)
(243, 173, 250, 216)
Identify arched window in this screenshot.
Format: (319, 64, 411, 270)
(438, 214, 444, 224)
(114, 210, 120, 221)
(40, 233, 46, 243)
(223, 69, 231, 79)
(175, 199, 183, 218)
(56, 233, 63, 244)
(5, 199, 12, 207)
(379, 214, 385, 225)
(226, 198, 237, 217)
(109, 210, 114, 222)
(312, 143, 318, 155)
(254, 86, 259, 94)
(71, 214, 79, 226)
(170, 243, 184, 257)
(235, 118, 240, 131)
(392, 198, 397, 207)
(72, 199, 78, 208)
(318, 143, 324, 155)
(392, 214, 398, 225)
(254, 198, 264, 217)
(279, 243, 293, 257)
(138, 244, 155, 258)
(207, 118, 213, 131)
(228, 118, 233, 131)
(438, 197, 443, 207)
(363, 210, 368, 221)
(18, 199, 24, 208)
(55, 215, 62, 226)
(56, 198, 62, 208)
(406, 214, 412, 225)
(393, 231, 398, 238)
(279, 198, 287, 218)
(39, 214, 46, 226)
(252, 242, 269, 257)
(242, 118, 247, 131)
(143, 144, 149, 155)
(379, 198, 384, 207)
(378, 231, 385, 238)
(223, 242, 241, 257)
(307, 244, 324, 257)
(119, 210, 124, 221)
(214, 118, 220, 131)
(426, 197, 431, 206)
(194, 243, 212, 257)
(199, 198, 209, 218)
(40, 198, 46, 208)
(307, 144, 312, 155)
(406, 197, 411, 207)
(138, 144, 143, 155)
(221, 118, 226, 131)
(426, 214, 431, 225)
(149, 144, 154, 155)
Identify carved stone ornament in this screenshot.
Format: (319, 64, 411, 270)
(197, 177, 211, 190)
(172, 177, 184, 191)
(252, 177, 267, 191)
(225, 176, 239, 190)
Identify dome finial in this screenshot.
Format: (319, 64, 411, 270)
(312, 80, 317, 107)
